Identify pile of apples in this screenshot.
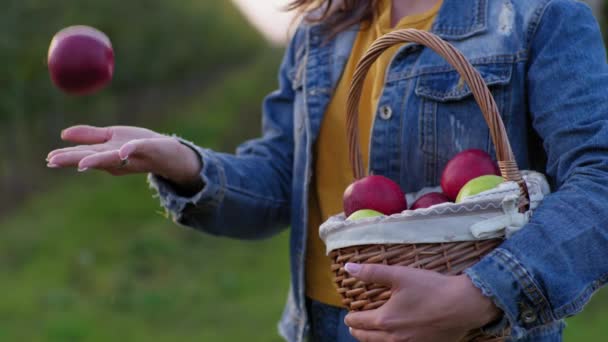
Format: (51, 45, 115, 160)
(344, 149, 504, 220)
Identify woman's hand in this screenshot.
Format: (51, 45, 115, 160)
(343, 263, 502, 342)
(47, 125, 202, 188)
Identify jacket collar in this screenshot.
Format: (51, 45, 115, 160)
(303, 0, 488, 93)
(431, 0, 488, 40)
(307, 0, 488, 41)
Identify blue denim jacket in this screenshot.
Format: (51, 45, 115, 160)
(149, 0, 608, 341)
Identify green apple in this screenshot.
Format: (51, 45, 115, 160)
(455, 175, 504, 203)
(346, 209, 384, 220)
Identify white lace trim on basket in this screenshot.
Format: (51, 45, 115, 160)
(320, 171, 550, 254)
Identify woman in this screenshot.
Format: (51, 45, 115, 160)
(47, 0, 608, 341)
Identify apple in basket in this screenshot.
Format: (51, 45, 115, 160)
(343, 175, 407, 217)
(441, 149, 500, 201)
(456, 174, 504, 203)
(347, 209, 385, 221)
(410, 192, 451, 210)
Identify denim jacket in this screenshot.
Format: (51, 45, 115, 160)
(149, 0, 608, 341)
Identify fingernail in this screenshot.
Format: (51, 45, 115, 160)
(345, 263, 361, 275)
(78, 167, 89, 172)
(119, 144, 134, 160)
(47, 163, 59, 168)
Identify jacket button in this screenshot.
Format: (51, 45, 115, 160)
(379, 105, 392, 120)
(521, 309, 537, 324)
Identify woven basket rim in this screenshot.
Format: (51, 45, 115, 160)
(321, 171, 549, 254)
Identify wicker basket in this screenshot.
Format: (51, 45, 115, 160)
(325, 29, 533, 341)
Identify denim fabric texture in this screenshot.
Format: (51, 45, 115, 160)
(306, 298, 358, 342)
(148, 0, 608, 341)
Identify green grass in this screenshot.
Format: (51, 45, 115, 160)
(564, 289, 608, 341)
(0, 50, 288, 342)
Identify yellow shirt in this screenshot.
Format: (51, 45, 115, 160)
(305, 0, 443, 306)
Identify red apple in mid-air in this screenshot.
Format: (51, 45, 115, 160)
(48, 25, 114, 95)
(441, 149, 500, 201)
(343, 175, 407, 217)
(410, 192, 451, 210)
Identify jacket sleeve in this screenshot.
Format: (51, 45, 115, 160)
(147, 28, 304, 240)
(465, 1, 608, 338)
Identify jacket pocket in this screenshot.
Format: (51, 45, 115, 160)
(415, 62, 512, 163)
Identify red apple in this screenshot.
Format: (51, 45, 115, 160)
(48, 25, 114, 95)
(441, 149, 500, 201)
(343, 175, 407, 217)
(410, 192, 451, 210)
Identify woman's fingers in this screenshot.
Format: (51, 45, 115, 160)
(48, 150, 98, 168)
(61, 125, 112, 144)
(47, 144, 106, 161)
(48, 136, 192, 180)
(348, 328, 391, 342)
(344, 310, 383, 331)
(118, 137, 176, 160)
(78, 150, 123, 172)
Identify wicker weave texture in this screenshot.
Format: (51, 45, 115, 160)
(330, 240, 507, 341)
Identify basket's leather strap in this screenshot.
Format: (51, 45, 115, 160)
(346, 29, 529, 211)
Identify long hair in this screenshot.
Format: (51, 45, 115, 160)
(287, 0, 380, 37)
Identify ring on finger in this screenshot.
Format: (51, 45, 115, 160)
(118, 158, 129, 169)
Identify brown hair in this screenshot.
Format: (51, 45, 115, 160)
(287, 0, 380, 37)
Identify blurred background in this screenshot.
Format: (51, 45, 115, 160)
(0, 0, 606, 341)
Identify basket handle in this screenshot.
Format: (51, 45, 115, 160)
(346, 29, 530, 211)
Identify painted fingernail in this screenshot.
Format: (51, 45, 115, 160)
(78, 167, 89, 172)
(345, 263, 361, 275)
(119, 144, 134, 160)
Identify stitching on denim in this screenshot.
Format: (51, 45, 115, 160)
(417, 81, 507, 100)
(433, 0, 486, 38)
(212, 152, 227, 204)
(418, 96, 435, 157)
(554, 272, 608, 318)
(395, 79, 411, 179)
(523, 319, 565, 336)
(526, 0, 554, 51)
(494, 248, 556, 322)
(388, 55, 517, 83)
(464, 266, 520, 338)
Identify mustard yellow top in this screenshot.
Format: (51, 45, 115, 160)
(305, 0, 443, 307)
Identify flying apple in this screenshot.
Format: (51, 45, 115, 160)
(48, 25, 114, 95)
(410, 192, 451, 210)
(455, 175, 504, 203)
(346, 209, 384, 221)
(441, 149, 500, 201)
(343, 175, 407, 217)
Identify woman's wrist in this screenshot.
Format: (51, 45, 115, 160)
(164, 142, 204, 193)
(453, 274, 503, 329)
